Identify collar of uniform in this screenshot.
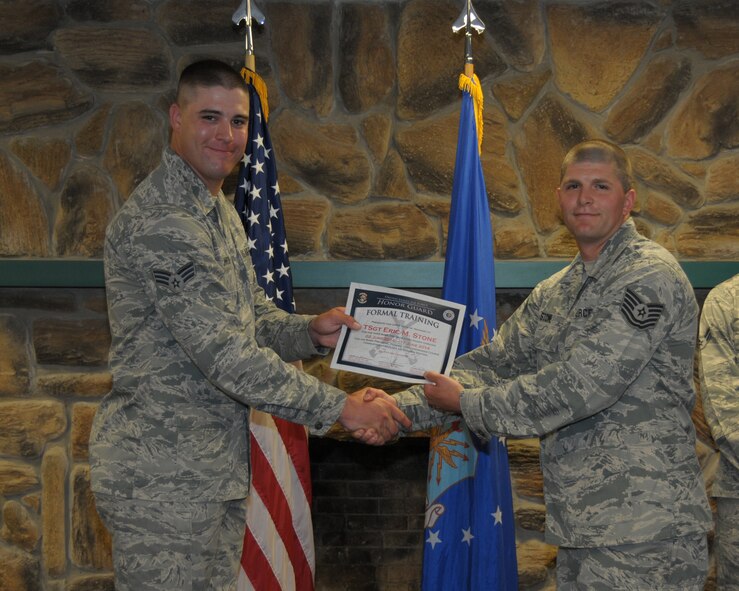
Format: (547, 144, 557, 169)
(570, 219, 637, 281)
(161, 148, 220, 216)
(566, 218, 637, 286)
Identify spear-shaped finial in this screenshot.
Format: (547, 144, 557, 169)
(452, 0, 485, 77)
(232, 0, 270, 119)
(232, 0, 266, 72)
(452, 0, 485, 151)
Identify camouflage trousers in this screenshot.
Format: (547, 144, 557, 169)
(94, 494, 247, 591)
(716, 497, 739, 590)
(556, 533, 708, 590)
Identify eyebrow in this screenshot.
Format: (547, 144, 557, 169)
(197, 108, 248, 119)
(562, 177, 612, 185)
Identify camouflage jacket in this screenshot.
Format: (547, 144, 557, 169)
(699, 273, 739, 498)
(90, 149, 347, 502)
(396, 220, 712, 547)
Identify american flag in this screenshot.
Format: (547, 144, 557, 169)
(235, 83, 315, 591)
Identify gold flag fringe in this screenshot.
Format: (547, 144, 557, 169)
(458, 72, 483, 155)
(241, 67, 269, 121)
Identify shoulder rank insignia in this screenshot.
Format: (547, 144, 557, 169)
(620, 288, 663, 330)
(152, 261, 195, 292)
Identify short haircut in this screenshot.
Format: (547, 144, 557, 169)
(560, 139, 634, 192)
(175, 59, 248, 103)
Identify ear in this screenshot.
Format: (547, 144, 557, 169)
(623, 188, 636, 216)
(169, 103, 181, 131)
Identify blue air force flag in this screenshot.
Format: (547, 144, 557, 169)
(421, 77, 518, 591)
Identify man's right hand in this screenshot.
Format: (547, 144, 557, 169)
(339, 388, 412, 445)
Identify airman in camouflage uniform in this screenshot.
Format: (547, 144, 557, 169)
(89, 60, 409, 591)
(395, 140, 712, 589)
(699, 273, 739, 590)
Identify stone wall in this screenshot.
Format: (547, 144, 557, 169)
(1, 0, 738, 590)
(0, 0, 737, 260)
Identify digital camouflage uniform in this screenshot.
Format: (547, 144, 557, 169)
(396, 220, 712, 588)
(90, 149, 348, 590)
(699, 273, 739, 590)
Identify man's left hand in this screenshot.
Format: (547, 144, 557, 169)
(423, 371, 463, 413)
(309, 306, 361, 348)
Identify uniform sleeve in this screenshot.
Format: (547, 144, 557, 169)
(127, 208, 346, 434)
(219, 198, 327, 363)
(245, 258, 324, 362)
(453, 287, 541, 385)
(459, 266, 691, 440)
(393, 288, 541, 429)
(699, 281, 739, 473)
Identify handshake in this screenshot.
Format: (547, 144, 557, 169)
(337, 387, 411, 446)
(311, 307, 465, 446)
(336, 368, 464, 446)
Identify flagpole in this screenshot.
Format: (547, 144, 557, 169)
(232, 0, 269, 118)
(244, 0, 255, 71)
(453, 0, 486, 76)
(464, 0, 474, 77)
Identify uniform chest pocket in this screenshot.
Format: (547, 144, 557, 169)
(533, 311, 567, 369)
(211, 239, 241, 294)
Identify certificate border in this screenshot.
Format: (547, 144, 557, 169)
(331, 283, 466, 384)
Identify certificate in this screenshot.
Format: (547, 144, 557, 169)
(330, 283, 466, 384)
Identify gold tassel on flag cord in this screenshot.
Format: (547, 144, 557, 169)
(458, 72, 483, 155)
(240, 67, 269, 122)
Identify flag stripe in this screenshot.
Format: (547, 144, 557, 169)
(250, 420, 312, 591)
(248, 413, 315, 588)
(242, 491, 292, 591)
(274, 417, 312, 501)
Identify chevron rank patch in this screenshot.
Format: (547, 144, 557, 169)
(620, 288, 664, 330)
(152, 261, 195, 292)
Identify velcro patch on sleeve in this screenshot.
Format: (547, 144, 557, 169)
(620, 288, 664, 330)
(152, 261, 195, 292)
